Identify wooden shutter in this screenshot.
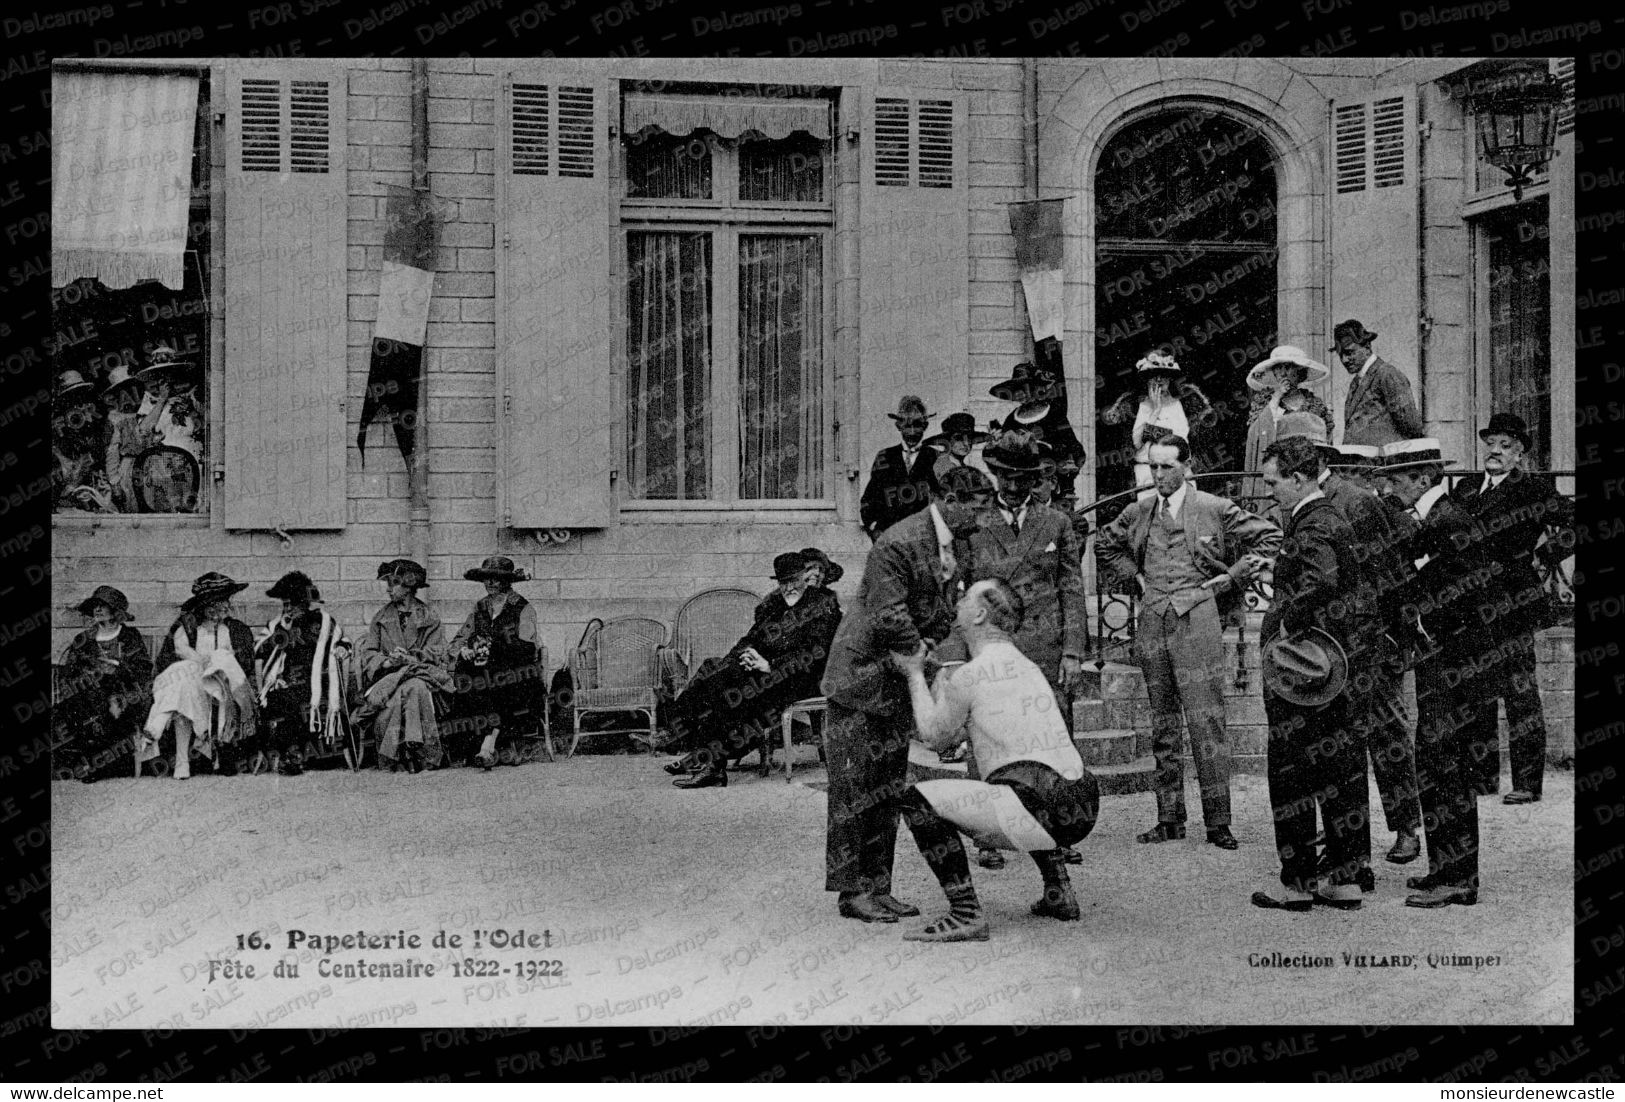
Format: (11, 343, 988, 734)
(497, 67, 613, 529)
(222, 60, 347, 529)
(1328, 87, 1420, 428)
(859, 90, 968, 470)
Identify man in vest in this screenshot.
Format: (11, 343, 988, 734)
(1095, 435, 1281, 849)
(859, 396, 943, 541)
(1333, 319, 1425, 448)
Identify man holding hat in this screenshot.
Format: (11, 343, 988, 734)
(667, 550, 843, 789)
(1332, 320, 1424, 448)
(357, 559, 455, 773)
(860, 396, 943, 541)
(1449, 413, 1575, 804)
(1251, 435, 1378, 912)
(255, 572, 350, 776)
(1380, 438, 1496, 908)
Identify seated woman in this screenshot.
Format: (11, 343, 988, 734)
(253, 571, 350, 776)
(141, 573, 258, 780)
(355, 559, 454, 774)
(56, 586, 153, 783)
(449, 555, 546, 770)
(667, 550, 843, 790)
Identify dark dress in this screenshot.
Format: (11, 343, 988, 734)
(253, 609, 325, 757)
(449, 593, 546, 760)
(56, 625, 153, 780)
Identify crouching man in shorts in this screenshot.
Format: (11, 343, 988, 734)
(891, 578, 1100, 942)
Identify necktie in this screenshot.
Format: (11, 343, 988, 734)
(1008, 508, 1022, 536)
(1159, 494, 1173, 522)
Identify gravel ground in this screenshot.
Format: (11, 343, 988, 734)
(51, 752, 1572, 1029)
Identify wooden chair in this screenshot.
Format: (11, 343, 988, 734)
(657, 587, 761, 697)
(567, 616, 667, 758)
(766, 696, 827, 783)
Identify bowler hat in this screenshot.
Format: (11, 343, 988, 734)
(1479, 412, 1532, 452)
(1247, 345, 1331, 391)
(799, 547, 843, 585)
(981, 430, 1045, 474)
(181, 571, 249, 614)
(1262, 628, 1349, 709)
(73, 585, 131, 620)
(1379, 438, 1457, 473)
(990, 361, 1060, 404)
(465, 555, 530, 583)
(267, 570, 322, 603)
(923, 412, 989, 450)
(887, 395, 933, 424)
(772, 551, 810, 583)
(1331, 319, 1378, 348)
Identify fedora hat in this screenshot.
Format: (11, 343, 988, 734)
(1262, 627, 1349, 709)
(379, 558, 430, 587)
(73, 585, 131, 620)
(923, 412, 990, 449)
(982, 430, 1045, 474)
(1331, 319, 1378, 348)
(1479, 412, 1533, 452)
(1247, 345, 1331, 391)
(772, 550, 810, 583)
(800, 547, 843, 585)
(267, 570, 322, 603)
(1379, 438, 1458, 473)
(100, 364, 141, 400)
(1273, 411, 1337, 455)
(887, 395, 933, 424)
(465, 555, 530, 583)
(1330, 443, 1382, 470)
(990, 361, 1061, 404)
(57, 370, 94, 400)
(181, 571, 249, 613)
(135, 344, 196, 382)
(1134, 348, 1183, 378)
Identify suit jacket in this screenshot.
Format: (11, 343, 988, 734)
(822, 507, 963, 716)
(1261, 495, 1381, 660)
(1341, 356, 1424, 447)
(1451, 468, 1574, 638)
(1095, 486, 1282, 623)
(967, 500, 1087, 680)
(1321, 473, 1419, 645)
(1397, 493, 1495, 645)
(860, 443, 943, 537)
(737, 587, 843, 701)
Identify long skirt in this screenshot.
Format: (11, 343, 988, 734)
(141, 654, 254, 765)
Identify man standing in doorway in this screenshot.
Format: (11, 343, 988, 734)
(1096, 436, 1280, 850)
(1333, 319, 1425, 448)
(860, 396, 943, 541)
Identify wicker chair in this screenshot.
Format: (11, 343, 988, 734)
(567, 616, 667, 758)
(658, 587, 762, 698)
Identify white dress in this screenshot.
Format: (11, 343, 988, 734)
(143, 623, 253, 758)
(1131, 397, 1190, 495)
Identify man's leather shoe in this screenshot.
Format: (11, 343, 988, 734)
(1386, 831, 1421, 864)
(674, 769, 726, 790)
(1503, 790, 1539, 805)
(1313, 883, 1363, 910)
(1406, 872, 1441, 891)
(1405, 883, 1478, 908)
(1207, 827, 1239, 850)
(1031, 886, 1081, 921)
(872, 894, 920, 918)
(1061, 846, 1083, 865)
(838, 894, 898, 923)
(663, 759, 692, 776)
(1251, 888, 1312, 912)
(977, 848, 1006, 869)
(1137, 823, 1186, 844)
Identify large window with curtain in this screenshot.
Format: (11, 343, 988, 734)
(50, 64, 211, 517)
(620, 89, 833, 504)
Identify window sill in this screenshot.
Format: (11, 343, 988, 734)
(619, 501, 836, 523)
(1463, 180, 1548, 219)
(53, 514, 210, 530)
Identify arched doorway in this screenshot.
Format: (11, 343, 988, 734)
(1093, 108, 1278, 500)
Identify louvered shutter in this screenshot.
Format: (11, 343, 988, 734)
(223, 60, 347, 529)
(1328, 87, 1419, 430)
(859, 90, 968, 470)
(497, 67, 613, 529)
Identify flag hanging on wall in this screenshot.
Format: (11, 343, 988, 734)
(358, 184, 438, 465)
(1008, 198, 1065, 344)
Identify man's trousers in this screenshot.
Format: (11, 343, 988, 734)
(1264, 690, 1370, 892)
(823, 700, 912, 896)
(1349, 661, 1422, 835)
(1414, 643, 1481, 889)
(1458, 630, 1546, 798)
(1134, 602, 1232, 829)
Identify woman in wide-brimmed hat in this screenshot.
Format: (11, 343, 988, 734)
(356, 559, 455, 774)
(1100, 347, 1216, 496)
(141, 573, 258, 780)
(1242, 345, 1334, 508)
(56, 586, 153, 783)
(925, 412, 991, 484)
(448, 556, 545, 770)
(799, 546, 844, 589)
(253, 571, 351, 775)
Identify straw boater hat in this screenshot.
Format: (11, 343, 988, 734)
(799, 547, 844, 585)
(57, 370, 94, 400)
(73, 585, 132, 621)
(100, 364, 141, 401)
(1331, 319, 1379, 349)
(1262, 627, 1348, 709)
(1330, 443, 1382, 471)
(923, 412, 990, 450)
(1479, 412, 1533, 452)
(267, 570, 322, 603)
(772, 551, 810, 583)
(181, 571, 249, 614)
(135, 344, 196, 383)
(1247, 345, 1331, 392)
(981, 430, 1046, 475)
(465, 555, 530, 583)
(1379, 438, 1458, 473)
(887, 395, 933, 424)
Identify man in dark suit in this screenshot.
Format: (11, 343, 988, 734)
(1380, 438, 1497, 909)
(821, 465, 997, 922)
(1333, 319, 1425, 448)
(1251, 436, 1379, 912)
(859, 395, 943, 541)
(1449, 413, 1575, 804)
(667, 551, 843, 789)
(1096, 435, 1281, 849)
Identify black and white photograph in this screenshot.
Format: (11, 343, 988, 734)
(17, 0, 1612, 1084)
